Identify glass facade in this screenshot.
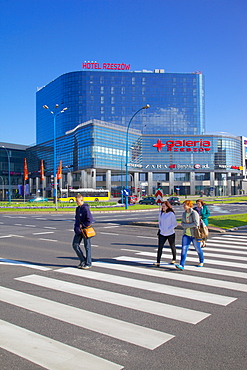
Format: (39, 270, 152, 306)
(27, 120, 141, 174)
(36, 70, 205, 144)
(142, 134, 242, 172)
(0, 143, 29, 199)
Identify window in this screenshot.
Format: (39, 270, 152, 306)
(174, 173, 190, 181)
(195, 173, 210, 181)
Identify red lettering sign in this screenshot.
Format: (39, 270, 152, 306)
(82, 62, 131, 71)
(153, 139, 211, 152)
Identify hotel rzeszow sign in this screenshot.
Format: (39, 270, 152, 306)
(82, 62, 131, 70)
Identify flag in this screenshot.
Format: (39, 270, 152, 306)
(24, 158, 28, 181)
(57, 160, 62, 180)
(40, 160, 45, 181)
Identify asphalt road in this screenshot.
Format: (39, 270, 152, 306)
(0, 209, 246, 369)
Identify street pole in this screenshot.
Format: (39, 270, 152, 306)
(1, 146, 11, 202)
(43, 104, 68, 210)
(125, 104, 150, 210)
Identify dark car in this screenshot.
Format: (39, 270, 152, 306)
(167, 196, 180, 205)
(139, 196, 156, 205)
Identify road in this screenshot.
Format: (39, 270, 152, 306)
(0, 208, 246, 369)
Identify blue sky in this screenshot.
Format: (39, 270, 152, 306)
(1, 0, 246, 145)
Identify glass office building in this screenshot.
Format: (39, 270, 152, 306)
(0, 142, 29, 200)
(28, 68, 246, 197)
(36, 69, 205, 144)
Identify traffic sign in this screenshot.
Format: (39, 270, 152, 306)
(155, 190, 163, 204)
(122, 189, 130, 196)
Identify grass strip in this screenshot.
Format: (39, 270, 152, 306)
(208, 214, 247, 229)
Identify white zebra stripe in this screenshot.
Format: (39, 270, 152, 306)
(16, 274, 210, 324)
(116, 255, 247, 280)
(0, 319, 123, 370)
(56, 267, 236, 306)
(0, 286, 174, 350)
(98, 259, 246, 292)
(137, 251, 247, 269)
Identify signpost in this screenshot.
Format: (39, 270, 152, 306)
(155, 189, 163, 204)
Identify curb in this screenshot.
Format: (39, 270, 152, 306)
(131, 222, 247, 233)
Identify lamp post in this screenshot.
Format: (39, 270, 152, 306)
(125, 104, 150, 209)
(0, 175, 4, 200)
(43, 104, 68, 210)
(64, 165, 73, 196)
(1, 146, 11, 202)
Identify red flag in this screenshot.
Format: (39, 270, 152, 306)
(24, 158, 28, 181)
(40, 160, 44, 181)
(57, 160, 62, 180)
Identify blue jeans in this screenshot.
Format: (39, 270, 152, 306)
(180, 234, 204, 267)
(72, 233, 92, 266)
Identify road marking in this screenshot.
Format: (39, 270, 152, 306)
(136, 236, 156, 240)
(16, 274, 210, 324)
(99, 232, 119, 235)
(0, 286, 174, 350)
(57, 268, 236, 306)
(0, 258, 51, 270)
(0, 235, 24, 238)
(121, 248, 141, 252)
(200, 246, 247, 255)
(44, 226, 57, 229)
(103, 225, 120, 228)
(138, 251, 247, 268)
(219, 235, 247, 240)
(25, 225, 36, 227)
(97, 260, 247, 293)
(116, 256, 247, 280)
(209, 238, 247, 246)
(38, 238, 58, 242)
(0, 319, 123, 370)
(32, 231, 54, 235)
(205, 242, 247, 250)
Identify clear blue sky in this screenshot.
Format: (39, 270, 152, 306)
(1, 0, 246, 145)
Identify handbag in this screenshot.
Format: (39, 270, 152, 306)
(81, 225, 96, 238)
(199, 220, 209, 239)
(194, 226, 203, 240)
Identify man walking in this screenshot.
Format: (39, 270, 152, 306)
(72, 193, 94, 269)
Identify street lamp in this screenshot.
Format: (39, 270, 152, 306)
(125, 104, 150, 209)
(43, 104, 68, 210)
(1, 146, 11, 202)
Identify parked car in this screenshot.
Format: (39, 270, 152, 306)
(118, 195, 138, 204)
(139, 196, 156, 205)
(29, 197, 48, 202)
(167, 196, 180, 205)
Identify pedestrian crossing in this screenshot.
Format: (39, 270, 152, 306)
(0, 233, 246, 368)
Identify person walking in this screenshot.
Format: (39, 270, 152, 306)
(194, 199, 210, 247)
(175, 200, 204, 271)
(153, 201, 178, 266)
(72, 193, 94, 269)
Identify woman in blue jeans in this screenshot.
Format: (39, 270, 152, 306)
(175, 200, 204, 271)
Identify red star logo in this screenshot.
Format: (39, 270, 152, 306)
(153, 139, 166, 152)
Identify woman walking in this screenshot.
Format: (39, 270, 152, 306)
(194, 199, 210, 247)
(153, 201, 178, 266)
(175, 200, 204, 271)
